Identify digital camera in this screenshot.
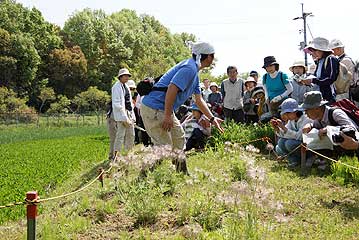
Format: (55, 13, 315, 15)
(332, 127, 357, 143)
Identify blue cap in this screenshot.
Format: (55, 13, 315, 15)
(280, 98, 301, 115)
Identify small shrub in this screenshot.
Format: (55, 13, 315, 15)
(122, 181, 164, 226)
(220, 211, 261, 240)
(149, 161, 182, 196)
(331, 156, 359, 185)
(229, 160, 247, 182)
(176, 193, 225, 231)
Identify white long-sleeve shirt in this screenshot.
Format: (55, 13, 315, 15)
(111, 81, 133, 122)
(277, 114, 313, 141)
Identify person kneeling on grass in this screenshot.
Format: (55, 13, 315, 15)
(181, 104, 211, 151)
(270, 98, 313, 168)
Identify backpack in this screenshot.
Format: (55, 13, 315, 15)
(324, 56, 353, 94)
(263, 72, 286, 87)
(136, 75, 164, 96)
(328, 99, 359, 128)
(349, 61, 359, 101)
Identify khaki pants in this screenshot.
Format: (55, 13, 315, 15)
(140, 104, 185, 150)
(107, 116, 134, 158)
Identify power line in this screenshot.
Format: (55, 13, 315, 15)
(307, 24, 314, 39)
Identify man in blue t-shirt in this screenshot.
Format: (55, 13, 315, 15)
(141, 42, 223, 173)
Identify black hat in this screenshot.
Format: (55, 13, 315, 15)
(249, 70, 258, 76)
(262, 56, 279, 69)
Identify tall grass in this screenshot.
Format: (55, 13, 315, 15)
(209, 122, 275, 151)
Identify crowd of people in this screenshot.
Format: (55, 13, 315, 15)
(106, 37, 359, 173)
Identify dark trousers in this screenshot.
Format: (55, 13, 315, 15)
(185, 128, 207, 151)
(223, 108, 245, 123)
(245, 114, 259, 124)
(135, 107, 151, 146)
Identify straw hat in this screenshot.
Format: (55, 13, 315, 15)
(289, 61, 308, 72)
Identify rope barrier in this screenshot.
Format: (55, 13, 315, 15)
(0, 201, 27, 209)
(302, 144, 359, 171)
(0, 163, 113, 209)
(236, 136, 272, 146)
(39, 164, 113, 203)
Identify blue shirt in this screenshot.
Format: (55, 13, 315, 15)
(263, 72, 289, 101)
(142, 58, 201, 111)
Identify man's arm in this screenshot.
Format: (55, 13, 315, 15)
(220, 81, 225, 99)
(161, 83, 179, 131)
(194, 94, 224, 133)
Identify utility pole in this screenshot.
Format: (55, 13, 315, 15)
(293, 3, 313, 66)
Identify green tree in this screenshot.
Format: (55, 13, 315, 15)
(75, 86, 110, 125)
(38, 86, 56, 113)
(46, 46, 88, 98)
(0, 0, 62, 57)
(0, 0, 62, 104)
(63, 9, 126, 90)
(0, 28, 17, 89)
(10, 32, 41, 97)
(48, 95, 71, 115)
(0, 87, 37, 122)
(64, 8, 195, 90)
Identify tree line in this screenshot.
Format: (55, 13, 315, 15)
(0, 0, 196, 116)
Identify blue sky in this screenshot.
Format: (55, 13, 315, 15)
(17, 0, 358, 77)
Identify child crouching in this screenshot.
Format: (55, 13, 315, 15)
(182, 104, 211, 151)
(270, 98, 313, 168)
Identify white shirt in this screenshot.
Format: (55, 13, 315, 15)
(111, 81, 134, 122)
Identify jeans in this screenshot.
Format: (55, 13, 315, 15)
(275, 138, 301, 164)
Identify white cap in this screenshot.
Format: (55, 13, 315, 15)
(210, 82, 218, 88)
(126, 80, 136, 89)
(329, 39, 345, 49)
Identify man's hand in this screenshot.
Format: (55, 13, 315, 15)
(318, 128, 327, 139)
(161, 114, 173, 131)
(212, 117, 224, 133)
(300, 79, 312, 85)
(121, 120, 131, 128)
(302, 123, 312, 134)
(339, 132, 359, 150)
